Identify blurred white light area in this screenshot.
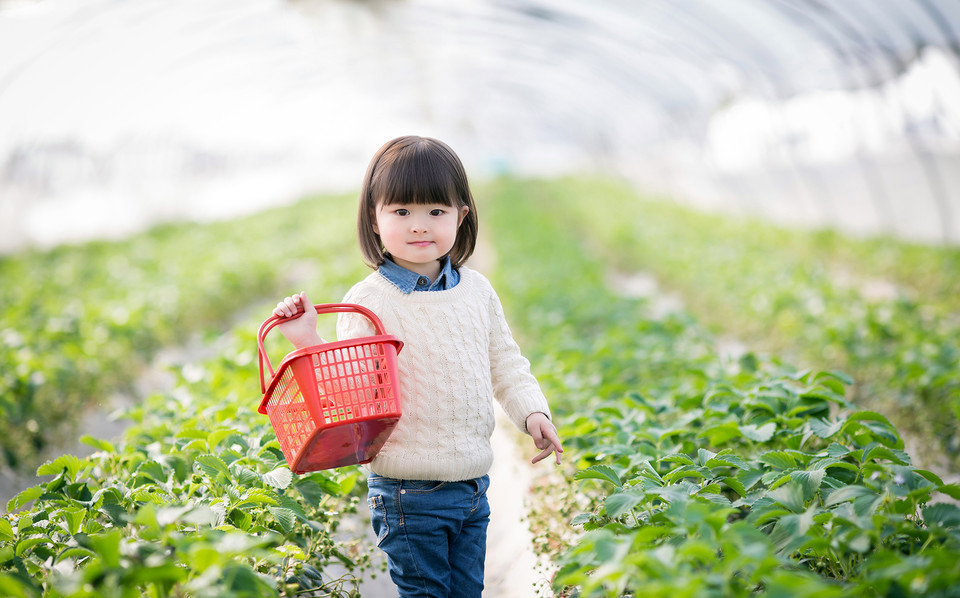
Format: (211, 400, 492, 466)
(899, 47, 960, 145)
(0, 0, 430, 250)
(2, 0, 959, 249)
(2, 0, 661, 251)
(706, 47, 960, 172)
(3, 0, 315, 151)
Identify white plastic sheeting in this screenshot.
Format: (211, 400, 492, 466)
(1, 0, 959, 250)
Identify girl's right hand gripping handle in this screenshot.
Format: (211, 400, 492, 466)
(257, 303, 388, 395)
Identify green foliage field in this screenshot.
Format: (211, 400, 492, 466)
(485, 178, 960, 597)
(1, 316, 374, 597)
(1, 194, 375, 597)
(538, 178, 960, 465)
(0, 194, 364, 469)
(2, 178, 959, 597)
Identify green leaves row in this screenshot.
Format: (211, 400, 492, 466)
(485, 178, 960, 598)
(1, 188, 373, 598)
(548, 177, 960, 464)
(1, 323, 369, 598)
(0, 192, 362, 469)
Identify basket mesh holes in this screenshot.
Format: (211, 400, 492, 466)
(313, 368, 327, 395)
(275, 341, 402, 444)
(275, 370, 301, 408)
(273, 402, 311, 462)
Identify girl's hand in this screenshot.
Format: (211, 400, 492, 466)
(526, 412, 563, 465)
(272, 291, 323, 349)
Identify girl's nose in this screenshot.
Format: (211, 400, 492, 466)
(410, 217, 427, 233)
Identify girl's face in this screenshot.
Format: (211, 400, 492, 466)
(373, 201, 470, 279)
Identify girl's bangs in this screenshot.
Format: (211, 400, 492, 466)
(377, 150, 458, 207)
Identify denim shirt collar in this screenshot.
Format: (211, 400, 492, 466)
(378, 256, 459, 293)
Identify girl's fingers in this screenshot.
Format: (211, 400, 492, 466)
(528, 416, 563, 465)
(530, 423, 544, 448)
(544, 429, 563, 455)
(531, 442, 561, 465)
(273, 293, 306, 318)
(531, 446, 551, 464)
(536, 421, 563, 454)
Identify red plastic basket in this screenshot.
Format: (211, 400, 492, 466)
(257, 303, 403, 473)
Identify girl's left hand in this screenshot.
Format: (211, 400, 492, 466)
(526, 412, 563, 465)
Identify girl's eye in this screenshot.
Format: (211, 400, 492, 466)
(430, 209, 444, 216)
(395, 209, 409, 216)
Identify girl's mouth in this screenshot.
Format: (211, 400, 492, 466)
(409, 241, 433, 247)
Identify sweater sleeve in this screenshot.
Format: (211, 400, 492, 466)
(487, 287, 551, 433)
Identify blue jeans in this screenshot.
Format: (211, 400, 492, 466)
(367, 474, 490, 598)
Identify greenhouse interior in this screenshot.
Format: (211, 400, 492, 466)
(1, 1, 959, 597)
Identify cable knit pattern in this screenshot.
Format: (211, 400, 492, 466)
(336, 267, 550, 481)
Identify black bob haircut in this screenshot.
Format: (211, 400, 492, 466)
(357, 135, 478, 268)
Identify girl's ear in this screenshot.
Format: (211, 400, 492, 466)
(457, 205, 470, 227)
(370, 209, 380, 234)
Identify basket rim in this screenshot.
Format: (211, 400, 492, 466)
(257, 334, 403, 414)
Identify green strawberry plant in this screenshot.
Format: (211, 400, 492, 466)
(485, 178, 960, 597)
(1, 321, 371, 597)
(542, 178, 960, 465)
(0, 192, 363, 469)
(3, 176, 959, 597)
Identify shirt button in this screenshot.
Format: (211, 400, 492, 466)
(417, 277, 428, 286)
(400, 489, 406, 495)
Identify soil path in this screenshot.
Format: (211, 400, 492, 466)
(467, 238, 557, 596)
(484, 410, 556, 597)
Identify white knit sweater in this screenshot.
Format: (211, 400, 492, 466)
(336, 267, 551, 481)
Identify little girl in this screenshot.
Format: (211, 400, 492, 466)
(272, 135, 562, 598)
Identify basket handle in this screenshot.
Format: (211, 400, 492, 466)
(257, 303, 389, 394)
